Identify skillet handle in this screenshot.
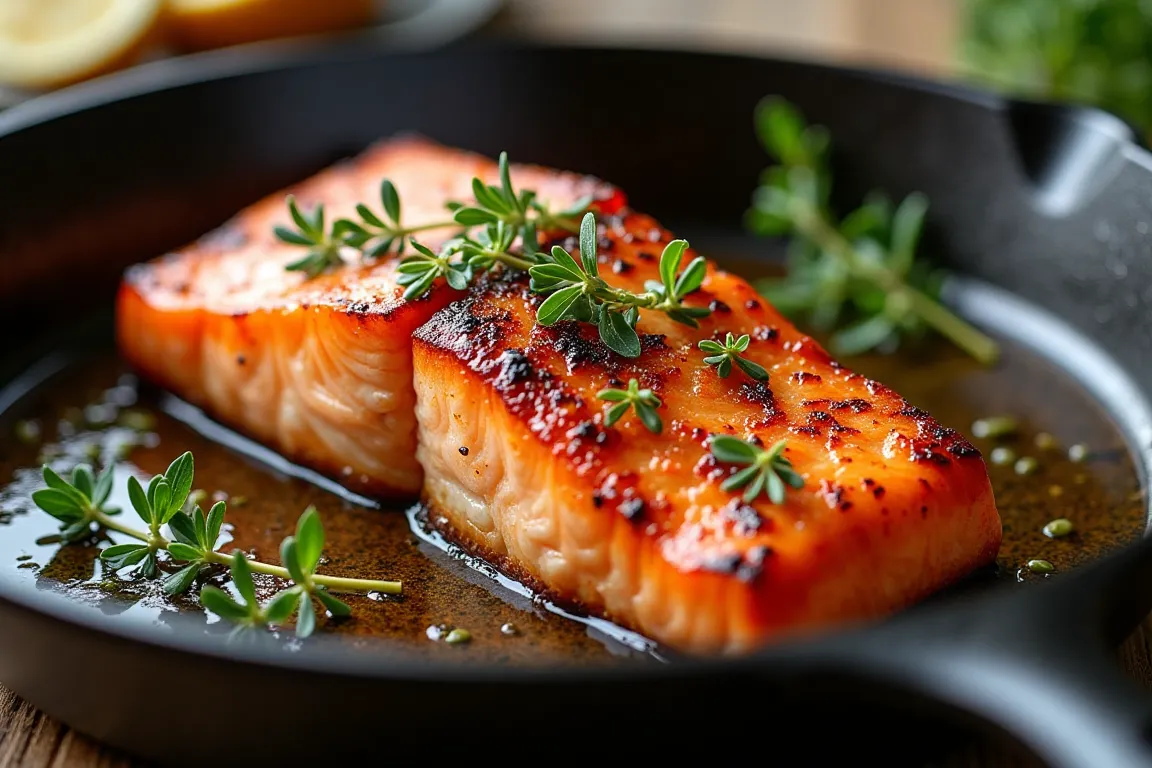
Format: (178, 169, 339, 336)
(846, 586, 1152, 767)
(899, 638, 1152, 768)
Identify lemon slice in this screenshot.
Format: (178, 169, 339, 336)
(166, 0, 375, 52)
(0, 0, 163, 89)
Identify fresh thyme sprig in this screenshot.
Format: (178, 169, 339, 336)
(275, 197, 347, 278)
(709, 435, 804, 504)
(29, 452, 400, 637)
(746, 97, 999, 365)
(275, 151, 587, 285)
(698, 333, 769, 381)
(200, 506, 354, 638)
(597, 378, 663, 434)
(274, 153, 711, 358)
(528, 213, 711, 357)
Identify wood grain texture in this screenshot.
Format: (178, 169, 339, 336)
(4, 621, 1152, 766)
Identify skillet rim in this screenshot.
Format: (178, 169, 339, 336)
(0, 38, 1149, 684)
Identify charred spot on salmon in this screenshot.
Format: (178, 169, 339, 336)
(458, 446, 469, 456)
(617, 498, 645, 521)
(791, 372, 822, 385)
(737, 547, 773, 583)
(636, 251, 656, 262)
(737, 381, 779, 417)
(819, 479, 845, 509)
(539, 322, 614, 371)
(236, 355, 246, 366)
(753, 326, 779, 343)
(897, 404, 932, 420)
(722, 501, 763, 536)
(745, 299, 761, 310)
(492, 349, 535, 391)
(611, 259, 634, 275)
(709, 299, 732, 313)
(702, 552, 743, 576)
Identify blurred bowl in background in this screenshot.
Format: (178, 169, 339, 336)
(165, 0, 377, 52)
(0, 0, 502, 108)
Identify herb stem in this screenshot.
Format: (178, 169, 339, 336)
(491, 251, 537, 272)
(201, 551, 402, 594)
(792, 202, 999, 365)
(93, 508, 160, 545)
(92, 510, 401, 595)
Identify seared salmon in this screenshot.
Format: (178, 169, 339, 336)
(118, 138, 1000, 653)
(412, 213, 1000, 654)
(116, 137, 612, 496)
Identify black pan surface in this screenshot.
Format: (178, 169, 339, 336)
(3, 41, 1152, 767)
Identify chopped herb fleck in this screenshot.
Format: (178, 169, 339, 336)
(972, 416, 1018, 440)
(117, 409, 155, 432)
(14, 420, 41, 445)
(445, 628, 472, 645)
(1027, 559, 1055, 574)
(1043, 518, 1073, 538)
(989, 446, 1016, 466)
(1014, 456, 1039, 476)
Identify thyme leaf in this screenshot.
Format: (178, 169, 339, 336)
(698, 333, 769, 381)
(710, 435, 804, 504)
(596, 378, 663, 434)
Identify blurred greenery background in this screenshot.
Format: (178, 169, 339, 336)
(961, 0, 1152, 134)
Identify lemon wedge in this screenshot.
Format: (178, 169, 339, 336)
(166, 0, 375, 52)
(0, 0, 163, 89)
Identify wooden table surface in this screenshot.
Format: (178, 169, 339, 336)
(3, 621, 1152, 766)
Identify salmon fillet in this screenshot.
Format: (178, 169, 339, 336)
(412, 214, 1001, 654)
(118, 137, 1000, 653)
(116, 137, 611, 496)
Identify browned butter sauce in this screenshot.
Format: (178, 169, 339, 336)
(0, 332, 1144, 664)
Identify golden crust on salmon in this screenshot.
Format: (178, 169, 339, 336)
(412, 209, 1001, 654)
(117, 137, 613, 496)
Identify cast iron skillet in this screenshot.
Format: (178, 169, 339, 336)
(3, 41, 1152, 767)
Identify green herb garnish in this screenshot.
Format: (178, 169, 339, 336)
(275, 152, 585, 284)
(747, 97, 999, 365)
(1027, 558, 1055, 574)
(29, 452, 400, 638)
(698, 333, 768, 381)
(596, 378, 662, 434)
(960, 0, 1152, 136)
(1043, 518, 1074, 538)
(275, 196, 347, 278)
(528, 213, 710, 356)
(444, 628, 472, 645)
(972, 415, 1018, 439)
(275, 153, 711, 359)
(709, 435, 804, 504)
